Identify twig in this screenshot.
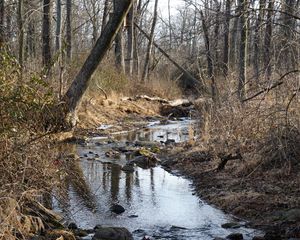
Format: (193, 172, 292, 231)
(242, 70, 299, 102)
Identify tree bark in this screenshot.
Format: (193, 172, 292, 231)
(55, 0, 61, 52)
(126, 4, 134, 75)
(142, 0, 158, 81)
(18, 0, 24, 68)
(66, 0, 72, 61)
(237, 0, 248, 101)
(253, 0, 265, 83)
(0, 0, 4, 45)
(42, 0, 52, 71)
(114, 0, 125, 73)
(230, 0, 241, 68)
(264, 0, 273, 81)
(222, 0, 231, 77)
(200, 10, 216, 102)
(101, 0, 110, 35)
(63, 0, 133, 117)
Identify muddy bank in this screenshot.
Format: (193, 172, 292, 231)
(162, 145, 300, 239)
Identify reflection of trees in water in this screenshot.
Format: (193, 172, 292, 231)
(110, 164, 121, 202)
(125, 172, 133, 202)
(63, 159, 97, 211)
(150, 168, 157, 206)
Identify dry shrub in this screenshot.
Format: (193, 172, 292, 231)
(85, 59, 182, 100)
(0, 51, 60, 239)
(202, 75, 300, 176)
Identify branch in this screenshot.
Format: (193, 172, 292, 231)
(242, 70, 299, 102)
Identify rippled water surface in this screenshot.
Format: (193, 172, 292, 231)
(53, 120, 261, 239)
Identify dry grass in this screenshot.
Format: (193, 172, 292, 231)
(0, 50, 61, 239)
(201, 73, 300, 176)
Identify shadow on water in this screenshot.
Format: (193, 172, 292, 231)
(53, 120, 262, 240)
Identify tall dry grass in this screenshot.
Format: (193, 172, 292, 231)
(200, 72, 300, 176)
(0, 50, 61, 239)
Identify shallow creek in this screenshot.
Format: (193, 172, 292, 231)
(53, 119, 261, 239)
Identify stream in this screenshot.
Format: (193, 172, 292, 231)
(53, 119, 261, 240)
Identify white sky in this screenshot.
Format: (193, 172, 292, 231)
(154, 0, 185, 17)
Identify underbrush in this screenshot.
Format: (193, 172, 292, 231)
(201, 73, 300, 177)
(0, 51, 60, 239)
(87, 60, 183, 100)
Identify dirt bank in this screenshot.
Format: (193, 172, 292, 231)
(162, 144, 300, 239)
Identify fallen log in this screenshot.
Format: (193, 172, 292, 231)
(217, 152, 243, 171)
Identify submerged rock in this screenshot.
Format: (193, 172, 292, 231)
(92, 227, 133, 240)
(226, 233, 244, 240)
(67, 222, 78, 230)
(121, 164, 135, 173)
(222, 222, 241, 229)
(130, 155, 158, 169)
(110, 204, 125, 214)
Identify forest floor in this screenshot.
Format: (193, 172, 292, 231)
(72, 94, 300, 239)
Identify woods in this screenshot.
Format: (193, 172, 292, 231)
(0, 0, 299, 239)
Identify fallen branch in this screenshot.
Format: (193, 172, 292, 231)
(217, 152, 243, 171)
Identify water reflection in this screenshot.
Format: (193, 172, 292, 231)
(53, 120, 260, 240)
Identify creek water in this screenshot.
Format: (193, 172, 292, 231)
(53, 119, 261, 239)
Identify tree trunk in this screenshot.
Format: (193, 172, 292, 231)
(230, 0, 241, 68)
(237, 0, 248, 101)
(263, 0, 273, 81)
(200, 10, 216, 102)
(114, 0, 125, 73)
(0, 0, 4, 45)
(62, 0, 133, 119)
(213, 1, 221, 73)
(66, 0, 72, 61)
(253, 0, 265, 83)
(55, 0, 61, 52)
(222, 0, 231, 77)
(18, 0, 24, 68)
(101, 0, 110, 35)
(142, 0, 158, 81)
(42, 0, 52, 71)
(126, 4, 134, 75)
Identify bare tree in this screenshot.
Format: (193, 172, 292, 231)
(253, 0, 265, 83)
(66, 0, 72, 61)
(63, 0, 133, 123)
(114, 0, 125, 72)
(222, 0, 231, 77)
(55, 0, 62, 52)
(263, 0, 273, 81)
(0, 0, 4, 45)
(126, 3, 134, 75)
(200, 10, 216, 102)
(18, 0, 24, 67)
(237, 0, 248, 100)
(42, 0, 52, 71)
(142, 0, 158, 81)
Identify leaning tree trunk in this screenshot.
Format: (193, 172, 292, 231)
(237, 0, 248, 101)
(142, 0, 159, 82)
(62, 0, 133, 125)
(42, 0, 52, 72)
